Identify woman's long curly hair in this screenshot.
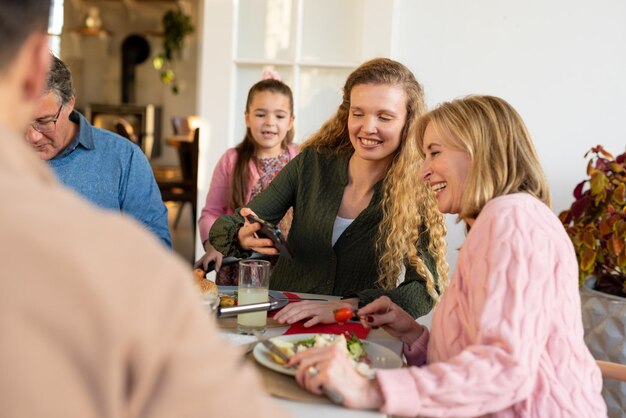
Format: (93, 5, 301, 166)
(229, 79, 295, 211)
(302, 58, 449, 301)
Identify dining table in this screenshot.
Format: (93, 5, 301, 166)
(215, 290, 404, 418)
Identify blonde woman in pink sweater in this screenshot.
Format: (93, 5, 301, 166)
(288, 95, 607, 417)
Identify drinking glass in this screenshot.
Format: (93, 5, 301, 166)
(237, 259, 271, 334)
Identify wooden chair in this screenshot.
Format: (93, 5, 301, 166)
(597, 360, 626, 381)
(114, 118, 140, 145)
(153, 128, 199, 235)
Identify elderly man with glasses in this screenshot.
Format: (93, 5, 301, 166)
(25, 54, 171, 248)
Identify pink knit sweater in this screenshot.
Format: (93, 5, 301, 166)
(376, 194, 606, 417)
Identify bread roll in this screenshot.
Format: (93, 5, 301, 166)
(197, 279, 218, 296)
(193, 268, 218, 303)
(193, 268, 206, 282)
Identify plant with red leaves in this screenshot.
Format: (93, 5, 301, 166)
(559, 145, 626, 297)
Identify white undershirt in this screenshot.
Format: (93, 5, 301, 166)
(331, 215, 354, 246)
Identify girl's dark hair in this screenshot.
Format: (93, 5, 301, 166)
(229, 79, 294, 211)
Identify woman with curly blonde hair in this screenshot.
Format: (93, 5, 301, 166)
(210, 58, 448, 325)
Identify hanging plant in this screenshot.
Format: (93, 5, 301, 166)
(153, 6, 194, 94)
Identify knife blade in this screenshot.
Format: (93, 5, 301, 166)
(258, 337, 291, 364)
(253, 332, 344, 405)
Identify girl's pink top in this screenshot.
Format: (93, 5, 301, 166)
(198, 145, 299, 242)
(376, 193, 607, 418)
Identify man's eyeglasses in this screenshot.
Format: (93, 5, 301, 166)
(31, 104, 63, 133)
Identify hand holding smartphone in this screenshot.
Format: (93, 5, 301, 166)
(245, 214, 294, 259)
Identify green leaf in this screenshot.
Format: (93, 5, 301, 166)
(615, 219, 626, 238)
(581, 230, 595, 249)
(613, 183, 626, 205)
(599, 218, 612, 236)
(152, 55, 164, 70)
(617, 248, 626, 271)
(612, 234, 625, 255)
(611, 162, 626, 174)
(590, 171, 609, 196)
(581, 248, 596, 272)
(161, 69, 175, 84)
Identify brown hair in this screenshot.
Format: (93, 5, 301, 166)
(229, 79, 295, 211)
(304, 58, 449, 301)
(415, 95, 551, 223)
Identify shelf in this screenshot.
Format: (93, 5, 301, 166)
(234, 58, 359, 69)
(69, 27, 111, 37)
(66, 27, 165, 38)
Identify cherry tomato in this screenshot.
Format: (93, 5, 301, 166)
(333, 307, 354, 324)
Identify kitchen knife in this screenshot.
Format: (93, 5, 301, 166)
(216, 300, 279, 318)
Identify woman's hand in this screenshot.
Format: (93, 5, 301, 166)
(287, 344, 384, 410)
(237, 208, 279, 255)
(195, 242, 224, 272)
(273, 299, 358, 327)
(358, 296, 425, 345)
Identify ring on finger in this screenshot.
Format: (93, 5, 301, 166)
(307, 366, 319, 377)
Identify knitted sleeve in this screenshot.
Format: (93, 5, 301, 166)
(375, 202, 558, 417)
(209, 151, 300, 258)
(198, 150, 235, 243)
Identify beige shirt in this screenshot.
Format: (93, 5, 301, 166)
(0, 124, 289, 418)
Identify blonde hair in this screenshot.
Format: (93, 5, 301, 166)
(415, 95, 551, 223)
(303, 58, 449, 301)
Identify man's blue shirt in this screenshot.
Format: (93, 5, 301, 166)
(48, 110, 172, 248)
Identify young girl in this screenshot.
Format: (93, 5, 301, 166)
(289, 95, 607, 417)
(197, 74, 298, 284)
(209, 58, 448, 324)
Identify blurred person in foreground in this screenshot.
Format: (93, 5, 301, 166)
(0, 1, 287, 417)
(289, 95, 607, 417)
(24, 54, 171, 248)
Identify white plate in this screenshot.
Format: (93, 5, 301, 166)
(253, 333, 403, 376)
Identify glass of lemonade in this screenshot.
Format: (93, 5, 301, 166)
(237, 259, 271, 334)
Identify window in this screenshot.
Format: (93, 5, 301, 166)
(48, 0, 64, 56)
(233, 0, 362, 143)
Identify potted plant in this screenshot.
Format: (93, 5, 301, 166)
(559, 145, 626, 417)
(152, 6, 194, 94)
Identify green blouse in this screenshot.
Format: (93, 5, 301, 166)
(209, 147, 437, 318)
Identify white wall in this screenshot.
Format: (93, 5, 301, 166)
(195, 0, 236, 259)
(196, 0, 626, 277)
(393, 0, 626, 272)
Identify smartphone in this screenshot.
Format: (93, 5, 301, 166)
(245, 214, 294, 259)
